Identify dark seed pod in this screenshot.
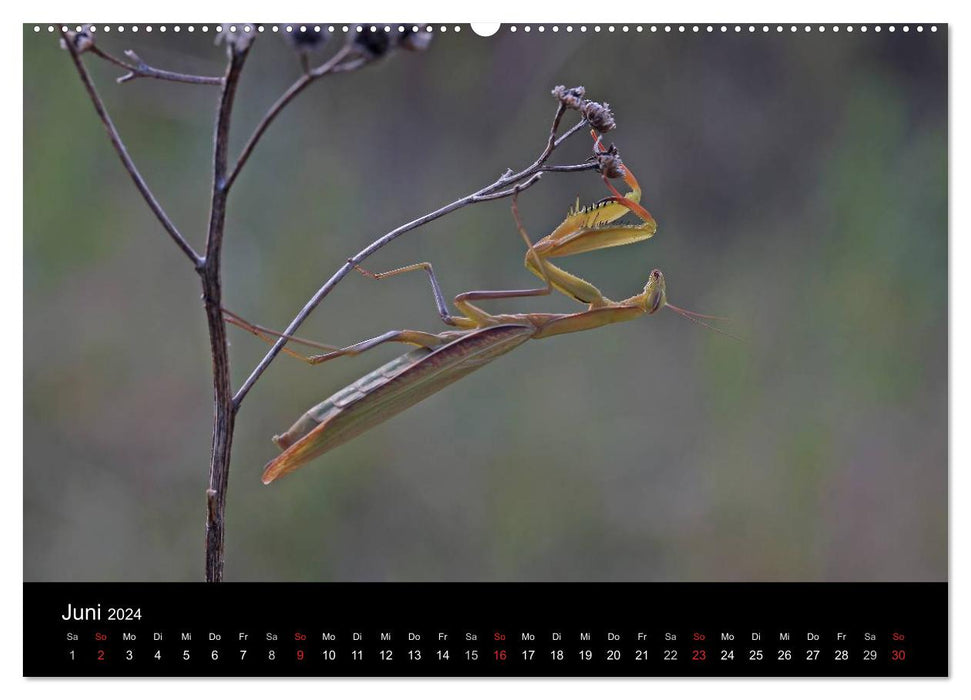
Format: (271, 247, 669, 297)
(349, 26, 393, 59)
(594, 146, 626, 179)
(59, 25, 94, 54)
(398, 25, 433, 52)
(551, 85, 586, 110)
(581, 100, 616, 134)
(282, 25, 331, 53)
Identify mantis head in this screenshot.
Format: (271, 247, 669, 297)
(641, 268, 667, 314)
(641, 269, 742, 340)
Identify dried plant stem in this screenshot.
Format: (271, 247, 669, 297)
(90, 46, 224, 85)
(202, 42, 251, 583)
(63, 27, 603, 582)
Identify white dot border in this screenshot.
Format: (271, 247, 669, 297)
(32, 24, 943, 35)
(500, 24, 939, 34)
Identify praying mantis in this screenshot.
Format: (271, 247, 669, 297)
(228, 132, 728, 484)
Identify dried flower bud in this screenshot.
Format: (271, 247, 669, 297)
(348, 26, 393, 59)
(59, 25, 94, 54)
(552, 85, 586, 110)
(397, 25, 433, 52)
(282, 25, 331, 53)
(215, 24, 255, 53)
(581, 101, 616, 134)
(594, 144, 626, 179)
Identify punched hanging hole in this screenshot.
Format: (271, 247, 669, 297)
(471, 23, 501, 37)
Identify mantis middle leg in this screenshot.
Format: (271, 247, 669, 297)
(451, 194, 557, 322)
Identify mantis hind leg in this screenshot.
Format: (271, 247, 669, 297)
(223, 309, 340, 364)
(223, 309, 448, 366)
(306, 329, 449, 365)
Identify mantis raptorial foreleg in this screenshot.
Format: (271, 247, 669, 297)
(524, 132, 659, 307)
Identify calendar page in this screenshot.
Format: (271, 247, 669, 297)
(22, 18, 948, 678)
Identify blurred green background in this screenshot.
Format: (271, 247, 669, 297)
(24, 25, 946, 581)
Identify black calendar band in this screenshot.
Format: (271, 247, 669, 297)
(24, 582, 947, 677)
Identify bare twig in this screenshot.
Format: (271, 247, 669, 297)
(225, 45, 362, 190)
(518, 115, 590, 177)
(539, 163, 601, 174)
(60, 30, 203, 268)
(471, 172, 546, 202)
(232, 114, 593, 406)
(202, 41, 252, 584)
(537, 103, 567, 166)
(89, 46, 224, 85)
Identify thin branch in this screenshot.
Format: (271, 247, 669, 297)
(535, 103, 567, 168)
(203, 40, 252, 584)
(538, 162, 601, 174)
(60, 31, 203, 268)
(493, 105, 589, 190)
(89, 46, 224, 86)
(233, 115, 593, 407)
(224, 45, 361, 190)
(541, 118, 591, 166)
(471, 172, 545, 202)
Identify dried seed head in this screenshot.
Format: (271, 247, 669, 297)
(552, 85, 586, 110)
(59, 25, 94, 54)
(282, 25, 331, 53)
(398, 25, 433, 52)
(594, 144, 626, 179)
(215, 24, 255, 53)
(581, 100, 616, 134)
(348, 26, 393, 59)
